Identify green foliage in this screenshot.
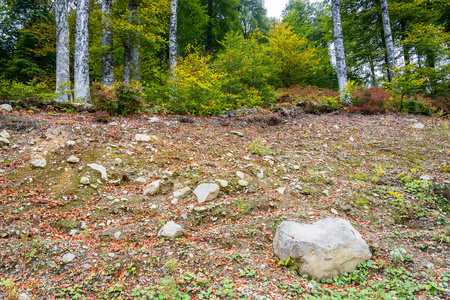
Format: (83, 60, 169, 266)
(92, 81, 144, 115)
(214, 31, 275, 108)
(0, 77, 55, 101)
(247, 137, 271, 156)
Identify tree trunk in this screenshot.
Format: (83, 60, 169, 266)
(169, 0, 178, 74)
(101, 0, 114, 87)
(370, 60, 377, 87)
(74, 0, 90, 101)
(380, 0, 395, 81)
(400, 20, 410, 65)
(331, 0, 348, 98)
(123, 0, 140, 83)
(55, 0, 71, 102)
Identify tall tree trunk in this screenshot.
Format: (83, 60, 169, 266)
(370, 60, 377, 87)
(55, 0, 71, 102)
(123, 0, 140, 83)
(206, 0, 213, 55)
(101, 0, 114, 87)
(74, 0, 90, 101)
(169, 0, 178, 74)
(331, 0, 348, 98)
(380, 0, 395, 81)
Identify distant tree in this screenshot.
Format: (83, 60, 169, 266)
(237, 0, 269, 39)
(101, 0, 114, 86)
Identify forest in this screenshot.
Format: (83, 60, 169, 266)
(0, 0, 449, 116)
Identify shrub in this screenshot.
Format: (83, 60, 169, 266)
(92, 81, 144, 115)
(162, 50, 228, 116)
(0, 77, 55, 101)
(400, 95, 434, 116)
(347, 86, 392, 114)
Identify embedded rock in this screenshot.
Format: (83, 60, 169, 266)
(173, 187, 191, 198)
(80, 177, 90, 185)
(143, 180, 160, 196)
(135, 134, 151, 142)
(67, 155, 80, 163)
(158, 221, 183, 238)
(87, 163, 107, 181)
(193, 183, 220, 203)
(0, 138, 9, 147)
(273, 218, 371, 280)
(31, 158, 46, 168)
(0, 130, 10, 139)
(0, 104, 12, 112)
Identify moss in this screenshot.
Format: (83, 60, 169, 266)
(53, 219, 80, 232)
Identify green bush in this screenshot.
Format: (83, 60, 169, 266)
(0, 77, 55, 101)
(92, 81, 144, 115)
(400, 96, 434, 115)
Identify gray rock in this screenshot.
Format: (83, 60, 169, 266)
(0, 104, 12, 112)
(276, 187, 285, 195)
(66, 140, 76, 146)
(231, 131, 244, 137)
(61, 253, 76, 263)
(0, 130, 10, 139)
(412, 123, 425, 129)
(158, 221, 183, 238)
(236, 171, 245, 178)
(80, 177, 90, 185)
(148, 116, 160, 123)
(87, 163, 107, 181)
(0, 137, 9, 146)
(114, 231, 122, 239)
(143, 180, 160, 196)
(108, 122, 118, 126)
(390, 248, 408, 262)
(273, 218, 371, 280)
(193, 183, 220, 203)
(135, 134, 151, 142)
(215, 179, 228, 187)
(18, 293, 31, 300)
(67, 155, 80, 163)
(31, 158, 46, 168)
(69, 229, 79, 236)
(419, 175, 433, 181)
(173, 187, 191, 198)
(257, 170, 264, 179)
(194, 206, 208, 212)
(238, 180, 249, 186)
(136, 177, 147, 183)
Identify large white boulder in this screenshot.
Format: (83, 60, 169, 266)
(193, 183, 220, 203)
(273, 218, 371, 280)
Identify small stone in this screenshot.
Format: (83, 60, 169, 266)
(215, 179, 228, 187)
(114, 158, 122, 165)
(349, 137, 355, 142)
(114, 232, 121, 239)
(171, 198, 178, 205)
(0, 104, 12, 112)
(66, 140, 76, 146)
(106, 220, 112, 226)
(390, 248, 408, 262)
(333, 125, 340, 129)
(381, 148, 391, 152)
(69, 229, 79, 236)
(412, 123, 425, 129)
(158, 221, 183, 238)
(236, 171, 245, 179)
(0, 137, 10, 146)
(108, 122, 118, 126)
(148, 116, 160, 123)
(150, 204, 158, 210)
(238, 180, 249, 186)
(143, 180, 160, 196)
(173, 187, 191, 198)
(419, 175, 433, 181)
(194, 206, 208, 212)
(331, 208, 338, 215)
(67, 155, 80, 163)
(31, 158, 46, 168)
(181, 213, 188, 220)
(292, 165, 300, 170)
(257, 170, 264, 179)
(80, 177, 90, 185)
(61, 253, 75, 263)
(193, 183, 220, 203)
(0, 130, 10, 139)
(18, 293, 31, 300)
(87, 163, 108, 181)
(423, 259, 434, 269)
(231, 131, 244, 137)
(276, 187, 285, 195)
(136, 177, 147, 183)
(135, 134, 152, 142)
(80, 222, 87, 229)
(322, 189, 329, 195)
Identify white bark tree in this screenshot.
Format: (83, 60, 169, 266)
(331, 0, 348, 98)
(168, 0, 178, 74)
(55, 0, 71, 102)
(74, 0, 90, 101)
(123, 0, 140, 83)
(380, 0, 395, 81)
(101, 0, 114, 87)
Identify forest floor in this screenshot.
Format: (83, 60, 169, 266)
(0, 107, 449, 299)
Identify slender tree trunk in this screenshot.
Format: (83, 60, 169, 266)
(74, 0, 90, 101)
(331, 0, 348, 98)
(55, 0, 71, 102)
(370, 60, 377, 87)
(380, 0, 395, 81)
(123, 0, 140, 83)
(101, 0, 114, 87)
(169, 0, 178, 74)
(400, 20, 410, 65)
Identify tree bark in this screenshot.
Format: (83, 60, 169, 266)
(55, 0, 71, 102)
(380, 0, 395, 81)
(123, 0, 140, 83)
(101, 0, 114, 87)
(169, 0, 178, 74)
(74, 0, 90, 101)
(331, 0, 348, 97)
(206, 0, 213, 55)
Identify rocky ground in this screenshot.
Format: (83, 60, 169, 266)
(0, 106, 449, 299)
